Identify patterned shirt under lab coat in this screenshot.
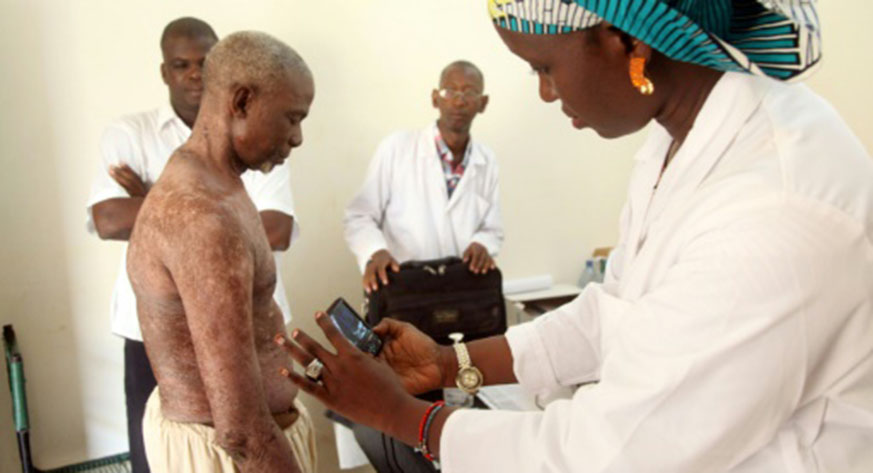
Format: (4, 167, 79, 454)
(440, 73, 873, 472)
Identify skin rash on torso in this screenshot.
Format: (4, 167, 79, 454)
(127, 149, 297, 424)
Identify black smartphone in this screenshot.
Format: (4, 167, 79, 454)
(326, 297, 383, 356)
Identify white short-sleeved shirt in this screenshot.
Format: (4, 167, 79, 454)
(440, 74, 873, 472)
(86, 104, 300, 341)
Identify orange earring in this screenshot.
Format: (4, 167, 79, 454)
(629, 57, 654, 95)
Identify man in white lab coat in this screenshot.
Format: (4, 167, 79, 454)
(344, 60, 503, 294)
(341, 60, 503, 472)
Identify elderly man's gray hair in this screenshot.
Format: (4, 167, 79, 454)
(203, 31, 311, 94)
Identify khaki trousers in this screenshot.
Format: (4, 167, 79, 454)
(143, 388, 316, 473)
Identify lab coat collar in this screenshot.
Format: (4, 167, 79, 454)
(624, 72, 772, 266)
(467, 150, 487, 168)
(448, 161, 478, 210)
(652, 72, 771, 203)
(429, 122, 485, 168)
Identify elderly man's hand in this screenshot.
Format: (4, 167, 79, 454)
(363, 249, 400, 294)
(109, 164, 148, 197)
(463, 242, 496, 274)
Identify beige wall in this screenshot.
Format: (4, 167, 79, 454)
(1, 1, 870, 471)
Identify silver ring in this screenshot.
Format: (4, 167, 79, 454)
(304, 358, 324, 381)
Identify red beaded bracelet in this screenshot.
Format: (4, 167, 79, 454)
(417, 400, 445, 462)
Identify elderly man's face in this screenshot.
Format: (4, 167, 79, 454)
(231, 72, 315, 173)
(161, 34, 217, 116)
(432, 66, 488, 134)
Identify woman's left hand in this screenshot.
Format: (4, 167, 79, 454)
(275, 311, 415, 432)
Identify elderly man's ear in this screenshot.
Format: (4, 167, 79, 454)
(231, 86, 255, 118)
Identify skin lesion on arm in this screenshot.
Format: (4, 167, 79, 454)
(217, 418, 287, 464)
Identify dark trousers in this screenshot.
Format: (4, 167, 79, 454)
(124, 339, 157, 473)
(352, 423, 438, 473)
(350, 389, 442, 473)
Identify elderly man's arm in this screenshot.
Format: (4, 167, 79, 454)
(167, 209, 300, 473)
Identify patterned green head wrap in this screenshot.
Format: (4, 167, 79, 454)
(489, 0, 821, 82)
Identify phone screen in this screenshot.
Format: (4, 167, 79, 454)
(327, 298, 383, 356)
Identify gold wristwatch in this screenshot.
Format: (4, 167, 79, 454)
(450, 333, 483, 395)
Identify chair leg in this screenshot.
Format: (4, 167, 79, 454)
(17, 430, 39, 473)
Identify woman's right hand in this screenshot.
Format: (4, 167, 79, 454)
(373, 318, 454, 395)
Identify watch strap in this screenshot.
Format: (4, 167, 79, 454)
(453, 342, 471, 370)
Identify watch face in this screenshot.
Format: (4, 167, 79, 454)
(457, 367, 483, 392)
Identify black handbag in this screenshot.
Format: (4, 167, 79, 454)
(365, 256, 507, 345)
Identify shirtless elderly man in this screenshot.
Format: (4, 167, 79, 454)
(127, 31, 316, 473)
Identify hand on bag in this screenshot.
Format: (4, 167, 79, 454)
(109, 164, 148, 197)
(463, 242, 496, 274)
(363, 249, 400, 293)
(276, 312, 412, 431)
(373, 318, 453, 395)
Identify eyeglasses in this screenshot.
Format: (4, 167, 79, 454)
(437, 88, 482, 101)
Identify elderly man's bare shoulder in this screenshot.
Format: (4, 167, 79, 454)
(130, 152, 251, 277)
(143, 154, 240, 233)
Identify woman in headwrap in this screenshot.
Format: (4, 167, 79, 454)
(279, 1, 873, 471)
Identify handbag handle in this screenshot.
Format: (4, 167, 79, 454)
(422, 264, 447, 276)
(401, 257, 461, 271)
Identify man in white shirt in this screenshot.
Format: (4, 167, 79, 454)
(85, 18, 299, 473)
(344, 60, 503, 294)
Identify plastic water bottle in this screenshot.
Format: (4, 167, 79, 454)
(593, 257, 607, 283)
(577, 260, 597, 288)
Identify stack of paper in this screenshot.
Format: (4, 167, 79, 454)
(476, 384, 541, 411)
